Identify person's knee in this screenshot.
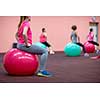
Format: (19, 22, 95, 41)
(43, 49, 48, 55)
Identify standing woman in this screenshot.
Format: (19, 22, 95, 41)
(15, 16, 52, 77)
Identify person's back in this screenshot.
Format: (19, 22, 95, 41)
(71, 31, 78, 43)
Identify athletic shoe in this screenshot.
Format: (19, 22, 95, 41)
(50, 51, 55, 54)
(96, 50, 100, 54)
(36, 70, 53, 77)
(84, 53, 89, 57)
(91, 56, 100, 60)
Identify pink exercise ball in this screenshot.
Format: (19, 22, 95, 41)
(3, 49, 39, 75)
(84, 42, 95, 53)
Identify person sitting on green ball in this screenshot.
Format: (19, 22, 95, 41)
(39, 28, 55, 54)
(70, 25, 89, 57)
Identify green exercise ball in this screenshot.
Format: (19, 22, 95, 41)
(34, 42, 47, 49)
(64, 42, 81, 56)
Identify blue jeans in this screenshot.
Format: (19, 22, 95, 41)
(17, 43, 48, 71)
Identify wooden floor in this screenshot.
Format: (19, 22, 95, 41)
(0, 52, 100, 83)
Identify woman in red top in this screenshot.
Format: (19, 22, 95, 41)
(15, 16, 53, 77)
(40, 28, 55, 54)
(87, 28, 100, 53)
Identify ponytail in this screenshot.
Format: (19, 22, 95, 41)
(18, 16, 27, 28)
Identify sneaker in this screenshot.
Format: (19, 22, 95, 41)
(84, 53, 89, 57)
(96, 50, 100, 54)
(50, 51, 55, 54)
(91, 56, 100, 60)
(36, 70, 53, 77)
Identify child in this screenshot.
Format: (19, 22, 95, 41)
(87, 28, 100, 54)
(40, 28, 55, 54)
(70, 25, 89, 57)
(15, 16, 52, 77)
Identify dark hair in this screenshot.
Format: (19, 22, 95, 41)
(90, 28, 93, 32)
(18, 16, 29, 28)
(42, 28, 46, 32)
(71, 25, 77, 31)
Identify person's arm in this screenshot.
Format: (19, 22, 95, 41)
(70, 34, 72, 41)
(70, 32, 74, 42)
(76, 32, 80, 42)
(23, 26, 31, 47)
(78, 36, 80, 42)
(92, 32, 94, 39)
(15, 32, 19, 42)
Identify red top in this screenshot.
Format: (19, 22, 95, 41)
(40, 33, 47, 42)
(17, 20, 32, 44)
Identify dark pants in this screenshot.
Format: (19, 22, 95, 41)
(88, 41, 99, 46)
(41, 41, 51, 47)
(12, 42, 17, 48)
(75, 42, 86, 53)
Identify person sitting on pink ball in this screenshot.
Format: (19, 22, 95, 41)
(87, 28, 100, 54)
(15, 16, 53, 77)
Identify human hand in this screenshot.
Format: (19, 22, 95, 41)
(26, 43, 31, 48)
